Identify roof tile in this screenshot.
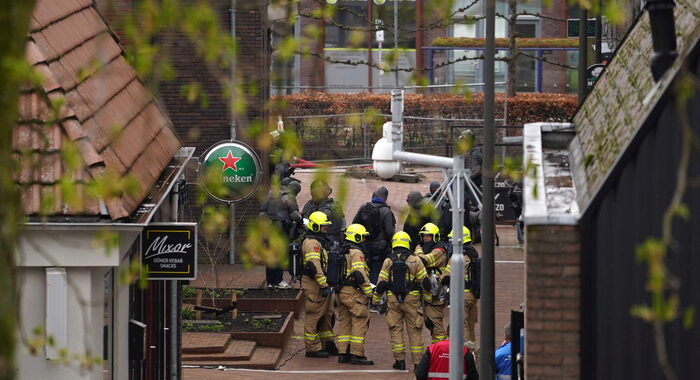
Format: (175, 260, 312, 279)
(82, 117, 111, 153)
(18, 1, 182, 220)
(92, 79, 143, 134)
(22, 184, 41, 214)
(49, 32, 120, 91)
(74, 136, 103, 167)
(73, 56, 136, 121)
(34, 8, 107, 62)
(101, 146, 127, 175)
(111, 115, 152, 168)
(31, 0, 87, 32)
(25, 41, 46, 65)
(61, 118, 86, 141)
(35, 152, 62, 184)
(34, 62, 61, 93)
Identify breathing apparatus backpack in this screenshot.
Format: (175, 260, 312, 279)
(389, 251, 410, 302)
(324, 241, 345, 291)
(465, 245, 481, 299)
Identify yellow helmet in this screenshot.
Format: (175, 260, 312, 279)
(391, 231, 412, 250)
(419, 222, 441, 242)
(448, 226, 472, 244)
(345, 223, 369, 243)
(307, 211, 331, 232)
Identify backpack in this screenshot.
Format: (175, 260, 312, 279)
(287, 242, 302, 278)
(464, 246, 481, 299)
(324, 241, 345, 291)
(357, 202, 382, 240)
(389, 251, 410, 302)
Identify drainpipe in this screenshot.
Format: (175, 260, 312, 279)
(169, 178, 180, 380)
(578, 7, 588, 104)
(481, 0, 496, 378)
(644, 0, 678, 81)
(229, 0, 237, 264)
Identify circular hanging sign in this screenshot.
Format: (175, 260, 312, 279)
(199, 140, 262, 203)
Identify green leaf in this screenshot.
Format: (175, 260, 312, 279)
(674, 203, 691, 221)
(683, 307, 695, 330)
(630, 304, 654, 322)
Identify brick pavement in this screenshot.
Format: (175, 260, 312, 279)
(184, 170, 524, 379)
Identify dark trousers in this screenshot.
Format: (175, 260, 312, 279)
(368, 257, 384, 285)
(266, 266, 283, 285)
(366, 239, 388, 285)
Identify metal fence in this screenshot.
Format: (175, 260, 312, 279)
(281, 96, 518, 162)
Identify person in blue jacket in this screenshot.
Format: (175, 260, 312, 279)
(495, 323, 512, 379)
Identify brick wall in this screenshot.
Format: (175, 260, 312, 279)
(298, 0, 326, 87)
(525, 224, 581, 379)
(95, 0, 269, 262)
(540, 2, 569, 94)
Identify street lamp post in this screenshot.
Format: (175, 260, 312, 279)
(394, 0, 399, 87)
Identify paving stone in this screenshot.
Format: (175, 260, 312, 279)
(184, 347, 282, 370)
(182, 332, 231, 354)
(183, 340, 256, 362)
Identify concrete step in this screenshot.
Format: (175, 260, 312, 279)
(182, 346, 282, 370)
(182, 332, 231, 354)
(182, 339, 257, 362)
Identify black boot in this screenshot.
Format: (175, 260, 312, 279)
(324, 341, 339, 356)
(305, 350, 330, 358)
(350, 355, 374, 365)
(392, 359, 406, 370)
(338, 354, 350, 363)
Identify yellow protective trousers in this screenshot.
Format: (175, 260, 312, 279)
(336, 287, 370, 356)
(385, 294, 425, 364)
(424, 302, 447, 344)
(302, 275, 335, 352)
(464, 290, 479, 342)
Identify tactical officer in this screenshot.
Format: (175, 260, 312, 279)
(260, 179, 302, 288)
(374, 231, 432, 370)
(441, 226, 480, 342)
(351, 186, 395, 285)
(336, 224, 374, 365)
(415, 223, 449, 344)
(302, 180, 346, 244)
(301, 211, 339, 357)
(403, 191, 439, 249)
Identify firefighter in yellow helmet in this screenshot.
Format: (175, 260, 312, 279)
(336, 224, 374, 365)
(373, 231, 431, 370)
(441, 226, 480, 342)
(415, 222, 449, 344)
(301, 211, 338, 357)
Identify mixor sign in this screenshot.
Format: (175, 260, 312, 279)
(200, 141, 262, 203)
(142, 223, 197, 280)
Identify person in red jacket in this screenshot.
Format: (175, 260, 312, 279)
(414, 338, 479, 380)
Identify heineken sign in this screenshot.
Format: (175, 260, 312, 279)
(200, 141, 262, 203)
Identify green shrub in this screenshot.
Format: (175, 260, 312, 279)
(182, 286, 197, 298)
(181, 309, 195, 320)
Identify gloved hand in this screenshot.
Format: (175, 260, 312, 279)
(441, 276, 451, 286)
(419, 256, 428, 268)
(321, 287, 334, 297)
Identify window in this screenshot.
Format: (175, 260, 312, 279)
(325, 0, 416, 49)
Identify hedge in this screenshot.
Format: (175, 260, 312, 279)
(432, 37, 579, 48)
(271, 92, 578, 125)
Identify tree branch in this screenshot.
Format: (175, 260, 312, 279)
(519, 51, 577, 70)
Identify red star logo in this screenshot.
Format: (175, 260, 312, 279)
(218, 150, 241, 172)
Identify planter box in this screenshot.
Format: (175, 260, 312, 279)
(236, 288, 303, 318)
(230, 312, 294, 349)
(183, 288, 237, 314)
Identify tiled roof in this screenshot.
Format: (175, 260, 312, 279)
(571, 5, 700, 213)
(14, 0, 182, 220)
